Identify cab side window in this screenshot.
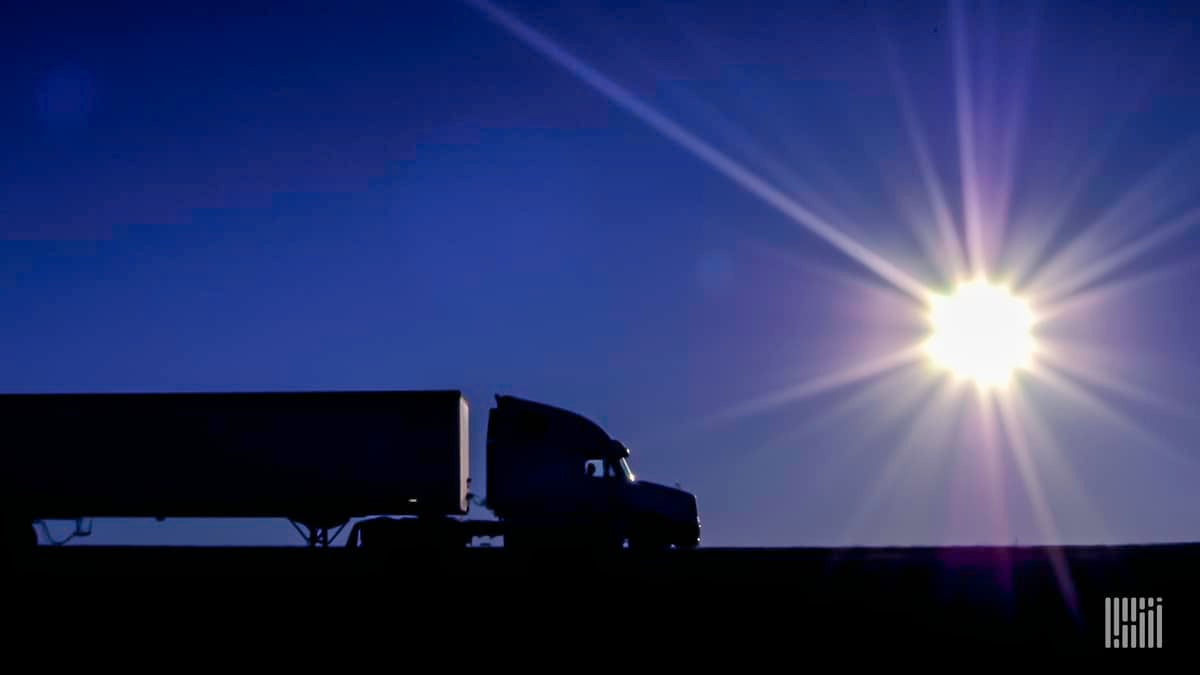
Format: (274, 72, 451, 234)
(584, 459, 602, 478)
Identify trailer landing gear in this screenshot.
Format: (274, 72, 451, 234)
(290, 519, 348, 547)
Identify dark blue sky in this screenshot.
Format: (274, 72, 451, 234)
(4, 1, 1199, 547)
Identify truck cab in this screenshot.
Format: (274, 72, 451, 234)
(485, 395, 700, 550)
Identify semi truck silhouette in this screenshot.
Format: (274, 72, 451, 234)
(1, 390, 700, 552)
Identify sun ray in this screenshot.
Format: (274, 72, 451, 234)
(1033, 256, 1200, 322)
(1005, 156, 1110, 290)
(653, 30, 877, 246)
(950, 1, 987, 277)
(655, 86, 878, 257)
(1035, 340, 1200, 423)
(836, 374, 965, 547)
(1033, 206, 1200, 305)
(702, 344, 925, 426)
(973, 385, 1009, 548)
(955, 1, 1041, 279)
(1026, 363, 1200, 470)
(880, 33, 967, 285)
(989, 4, 1040, 257)
(1008, 384, 1113, 544)
(1025, 141, 1200, 298)
(742, 237, 929, 323)
(753, 362, 933, 455)
(465, 0, 931, 302)
(995, 392, 1080, 615)
(1006, 26, 1185, 290)
(748, 364, 943, 529)
(654, 352, 927, 467)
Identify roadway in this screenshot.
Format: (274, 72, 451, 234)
(7, 542, 1198, 649)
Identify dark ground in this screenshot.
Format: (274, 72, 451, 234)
(6, 542, 1197, 652)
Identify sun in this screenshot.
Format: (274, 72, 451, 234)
(924, 280, 1036, 388)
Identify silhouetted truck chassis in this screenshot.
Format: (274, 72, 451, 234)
(0, 390, 700, 552)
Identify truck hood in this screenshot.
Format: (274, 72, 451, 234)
(628, 480, 699, 527)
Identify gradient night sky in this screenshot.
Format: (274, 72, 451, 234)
(4, 1, 1199, 547)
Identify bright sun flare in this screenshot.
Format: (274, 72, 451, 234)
(924, 280, 1036, 388)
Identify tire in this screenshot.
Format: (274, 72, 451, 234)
(504, 522, 622, 553)
(627, 533, 671, 552)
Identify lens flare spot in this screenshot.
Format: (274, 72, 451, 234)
(924, 280, 1035, 388)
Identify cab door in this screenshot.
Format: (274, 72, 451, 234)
(578, 457, 625, 546)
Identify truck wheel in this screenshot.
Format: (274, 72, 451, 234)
(628, 535, 671, 552)
(503, 525, 586, 552)
(503, 526, 550, 552)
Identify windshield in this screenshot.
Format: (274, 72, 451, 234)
(617, 457, 636, 482)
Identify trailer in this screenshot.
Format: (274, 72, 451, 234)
(1, 390, 700, 552)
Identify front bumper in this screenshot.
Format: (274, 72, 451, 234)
(678, 517, 701, 548)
